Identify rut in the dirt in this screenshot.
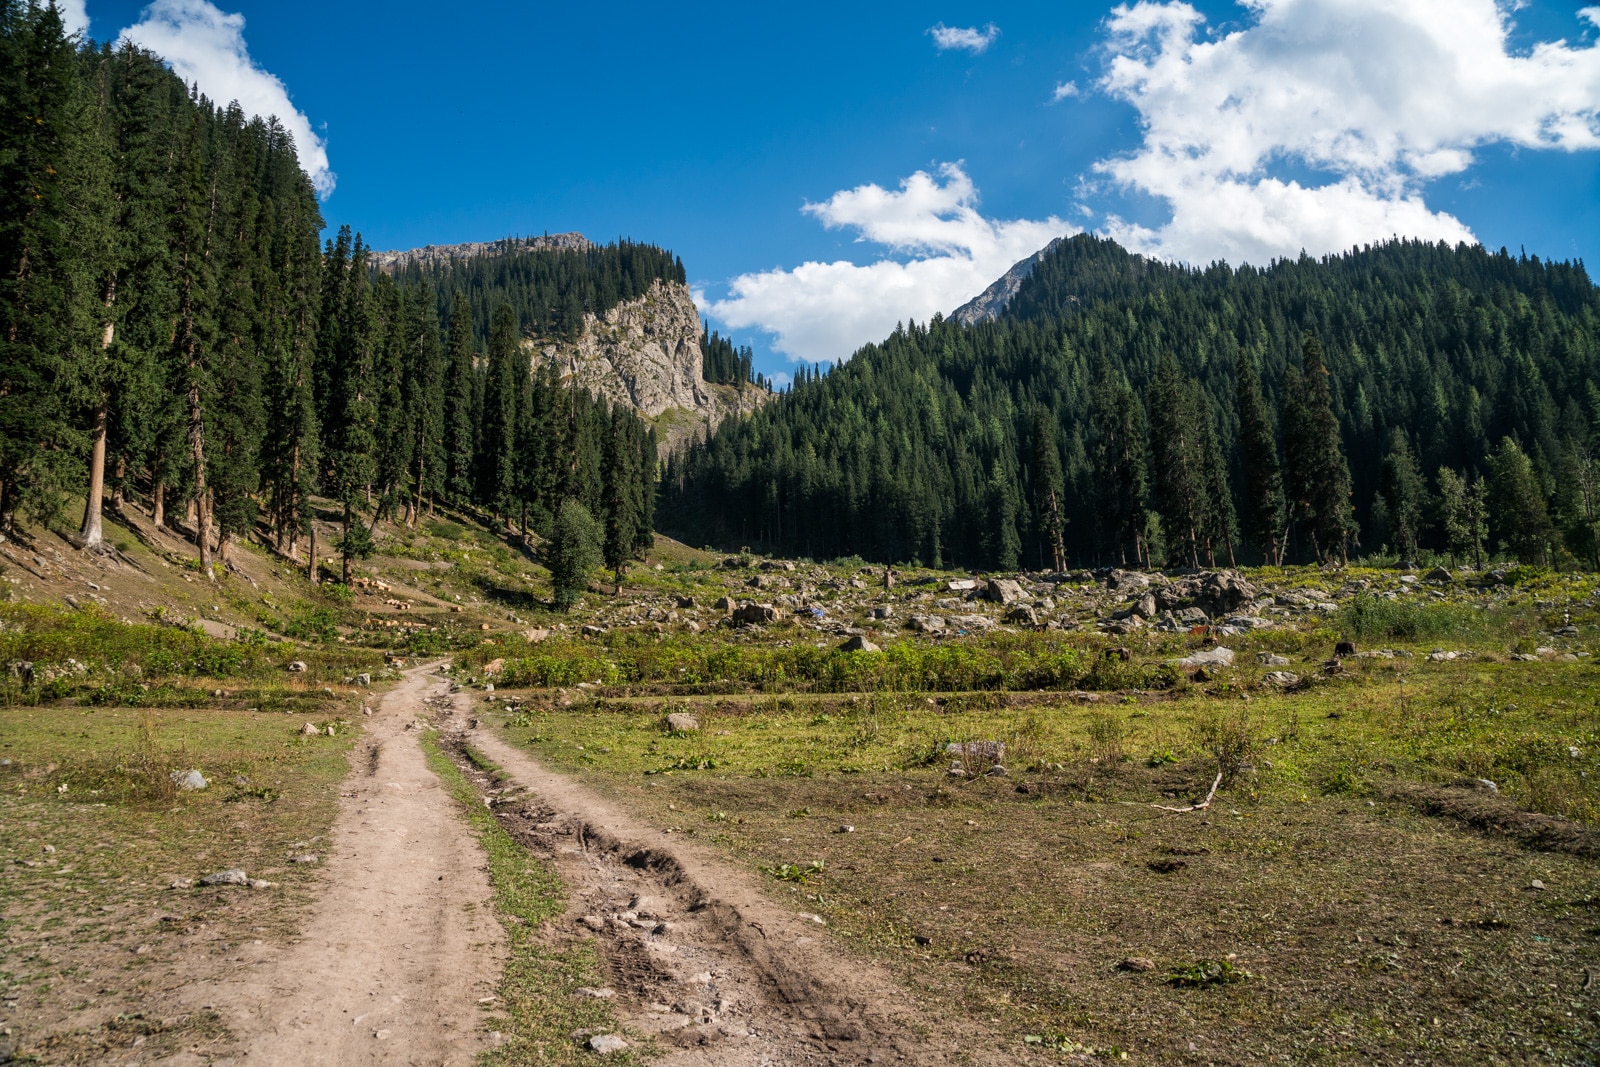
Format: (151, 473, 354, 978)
(433, 694, 1010, 1067)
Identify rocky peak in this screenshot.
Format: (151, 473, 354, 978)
(952, 236, 1066, 325)
(527, 279, 768, 454)
(369, 232, 592, 272)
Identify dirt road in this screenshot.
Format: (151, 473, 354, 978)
(178, 666, 504, 1066)
(175, 664, 1004, 1066)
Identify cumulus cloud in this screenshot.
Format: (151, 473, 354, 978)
(705, 164, 1071, 364)
(1051, 80, 1079, 102)
(119, 0, 334, 197)
(56, 0, 89, 37)
(1094, 0, 1600, 264)
(928, 22, 1000, 53)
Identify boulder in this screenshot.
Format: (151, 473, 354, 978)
(287, 660, 307, 673)
(1169, 646, 1235, 669)
(839, 635, 879, 653)
(170, 769, 208, 791)
(982, 578, 1026, 604)
(675, 595, 697, 609)
(1256, 652, 1291, 666)
(731, 603, 780, 626)
(1106, 569, 1150, 594)
(712, 596, 735, 614)
(299, 721, 321, 736)
(198, 868, 249, 887)
(665, 713, 700, 733)
(1262, 671, 1300, 687)
(1004, 604, 1038, 625)
(1198, 571, 1256, 614)
(1135, 592, 1158, 618)
(908, 615, 946, 633)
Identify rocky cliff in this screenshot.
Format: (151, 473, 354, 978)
(370, 232, 591, 272)
(952, 236, 1067, 325)
(527, 279, 768, 454)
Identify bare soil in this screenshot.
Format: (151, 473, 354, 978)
(159, 666, 506, 1066)
(437, 696, 1015, 1065)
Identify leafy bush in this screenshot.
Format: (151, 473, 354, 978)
(1339, 593, 1486, 642)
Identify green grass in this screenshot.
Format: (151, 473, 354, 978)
(0, 701, 356, 1061)
(418, 730, 642, 1066)
(483, 650, 1600, 1064)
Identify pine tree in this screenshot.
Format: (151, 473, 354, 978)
(402, 280, 444, 524)
(323, 236, 377, 582)
(477, 301, 519, 520)
(1487, 437, 1551, 564)
(1089, 361, 1148, 565)
(1146, 356, 1210, 568)
(546, 498, 602, 609)
(1283, 333, 1354, 563)
(1235, 352, 1285, 564)
(601, 404, 641, 575)
(1029, 407, 1067, 572)
(442, 291, 476, 505)
(1376, 428, 1426, 563)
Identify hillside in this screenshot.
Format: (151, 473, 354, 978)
(662, 235, 1600, 570)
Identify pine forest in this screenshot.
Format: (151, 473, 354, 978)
(0, 4, 658, 583)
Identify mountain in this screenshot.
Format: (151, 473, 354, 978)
(662, 235, 1600, 570)
(952, 236, 1068, 324)
(370, 232, 592, 272)
(525, 278, 769, 454)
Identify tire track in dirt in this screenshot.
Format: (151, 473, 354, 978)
(441, 692, 1011, 1066)
(172, 665, 504, 1066)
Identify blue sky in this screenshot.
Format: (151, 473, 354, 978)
(68, 0, 1600, 383)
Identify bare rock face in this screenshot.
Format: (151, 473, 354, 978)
(952, 237, 1067, 325)
(368, 232, 592, 272)
(528, 280, 768, 454)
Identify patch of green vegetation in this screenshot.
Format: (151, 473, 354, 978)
(0, 702, 354, 1057)
(1165, 959, 1257, 988)
(418, 731, 640, 1066)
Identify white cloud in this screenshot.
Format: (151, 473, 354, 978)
(119, 0, 335, 197)
(1051, 80, 1079, 101)
(57, 0, 89, 37)
(928, 22, 1000, 53)
(705, 164, 1072, 364)
(1094, 0, 1600, 264)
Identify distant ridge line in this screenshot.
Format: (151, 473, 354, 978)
(370, 232, 593, 271)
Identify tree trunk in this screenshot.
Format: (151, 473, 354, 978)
(111, 454, 125, 514)
(79, 401, 108, 547)
(307, 523, 318, 584)
(218, 529, 231, 562)
(188, 376, 213, 580)
(152, 479, 165, 528)
(342, 503, 353, 585)
(78, 282, 116, 549)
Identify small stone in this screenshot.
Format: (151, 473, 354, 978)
(1117, 957, 1157, 972)
(290, 854, 318, 864)
(1256, 652, 1291, 666)
(579, 915, 605, 931)
(246, 878, 274, 889)
(299, 722, 320, 736)
(354, 673, 370, 686)
(588, 1033, 628, 1054)
(1262, 671, 1300, 687)
(665, 713, 700, 733)
(198, 868, 249, 887)
(985, 764, 1008, 776)
(574, 986, 617, 999)
(839, 635, 879, 653)
(287, 660, 307, 672)
(168, 878, 193, 890)
(1530, 879, 1546, 891)
(170, 769, 208, 791)
(835, 825, 855, 833)
(1169, 646, 1235, 669)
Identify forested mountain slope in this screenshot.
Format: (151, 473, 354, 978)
(661, 235, 1600, 570)
(0, 4, 657, 581)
